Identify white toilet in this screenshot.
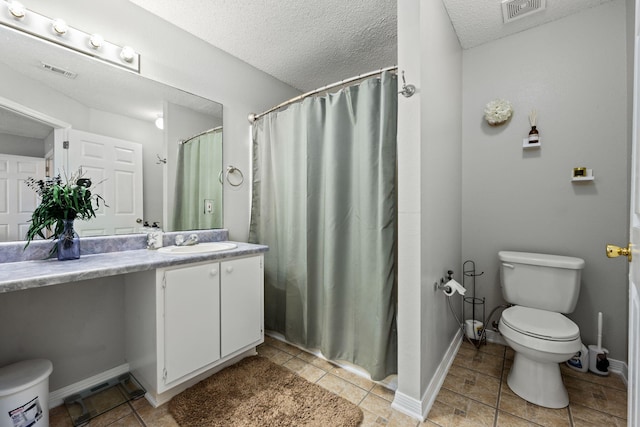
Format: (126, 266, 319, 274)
(498, 251, 585, 409)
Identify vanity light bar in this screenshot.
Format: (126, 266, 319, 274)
(0, 0, 140, 73)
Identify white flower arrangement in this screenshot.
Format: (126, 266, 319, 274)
(484, 99, 513, 126)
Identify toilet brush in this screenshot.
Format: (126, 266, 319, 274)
(588, 312, 610, 375)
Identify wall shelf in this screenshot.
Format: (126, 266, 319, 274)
(571, 168, 594, 182)
(522, 138, 541, 149)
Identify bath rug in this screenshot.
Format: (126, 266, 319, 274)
(168, 356, 363, 426)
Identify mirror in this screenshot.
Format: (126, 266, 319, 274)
(0, 24, 223, 241)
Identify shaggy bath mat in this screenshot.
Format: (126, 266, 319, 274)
(168, 356, 363, 426)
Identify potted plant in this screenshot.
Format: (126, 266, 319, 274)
(24, 168, 106, 260)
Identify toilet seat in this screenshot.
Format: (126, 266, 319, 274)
(501, 306, 579, 341)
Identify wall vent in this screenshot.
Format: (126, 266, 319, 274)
(40, 62, 77, 79)
(502, 0, 546, 23)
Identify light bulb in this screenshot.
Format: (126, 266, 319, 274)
(8, 1, 25, 18)
(120, 46, 135, 63)
(52, 19, 68, 35)
(89, 34, 104, 49)
(155, 116, 164, 130)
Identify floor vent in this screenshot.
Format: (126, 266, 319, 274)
(502, 0, 547, 23)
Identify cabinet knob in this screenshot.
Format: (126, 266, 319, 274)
(226, 266, 234, 274)
(210, 268, 218, 276)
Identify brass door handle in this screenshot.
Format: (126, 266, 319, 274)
(606, 243, 632, 262)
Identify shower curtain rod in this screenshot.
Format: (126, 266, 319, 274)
(178, 125, 223, 145)
(248, 65, 398, 123)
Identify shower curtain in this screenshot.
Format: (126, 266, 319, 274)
(249, 71, 397, 380)
(173, 128, 223, 230)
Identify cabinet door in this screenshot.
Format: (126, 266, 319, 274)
(220, 256, 264, 357)
(163, 263, 220, 385)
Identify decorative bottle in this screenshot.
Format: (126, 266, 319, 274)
(528, 110, 539, 144)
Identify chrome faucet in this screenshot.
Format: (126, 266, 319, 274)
(175, 234, 199, 246)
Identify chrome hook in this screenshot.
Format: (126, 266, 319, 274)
(399, 71, 416, 98)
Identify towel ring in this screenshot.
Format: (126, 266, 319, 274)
(222, 165, 244, 187)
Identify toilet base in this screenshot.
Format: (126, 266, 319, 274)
(507, 352, 569, 408)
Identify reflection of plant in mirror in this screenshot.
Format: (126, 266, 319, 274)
(24, 168, 107, 250)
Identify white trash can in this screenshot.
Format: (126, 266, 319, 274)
(0, 359, 53, 427)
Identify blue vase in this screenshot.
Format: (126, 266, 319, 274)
(57, 219, 80, 261)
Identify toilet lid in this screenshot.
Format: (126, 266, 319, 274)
(501, 306, 580, 341)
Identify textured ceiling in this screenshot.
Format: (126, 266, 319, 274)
(128, 0, 615, 92)
(128, 0, 397, 92)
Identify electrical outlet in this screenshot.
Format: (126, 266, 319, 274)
(204, 199, 214, 214)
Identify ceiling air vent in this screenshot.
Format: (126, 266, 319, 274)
(40, 62, 77, 79)
(502, 0, 546, 23)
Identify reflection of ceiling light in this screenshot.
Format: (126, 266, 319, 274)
(52, 19, 68, 35)
(120, 46, 135, 63)
(155, 115, 164, 130)
(8, 1, 26, 19)
(89, 33, 104, 49)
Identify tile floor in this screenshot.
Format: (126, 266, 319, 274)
(48, 337, 628, 426)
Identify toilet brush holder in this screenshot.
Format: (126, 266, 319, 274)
(588, 345, 609, 376)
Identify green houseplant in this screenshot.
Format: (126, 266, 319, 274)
(24, 169, 106, 259)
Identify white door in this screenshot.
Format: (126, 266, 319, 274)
(0, 154, 45, 241)
(61, 129, 143, 236)
(628, 2, 640, 422)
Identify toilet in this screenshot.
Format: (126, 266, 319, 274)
(498, 251, 585, 408)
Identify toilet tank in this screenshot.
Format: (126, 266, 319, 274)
(498, 251, 585, 313)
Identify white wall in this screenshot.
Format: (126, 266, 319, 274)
(395, 0, 462, 418)
(461, 1, 629, 361)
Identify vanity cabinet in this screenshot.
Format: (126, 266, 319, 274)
(124, 254, 263, 402)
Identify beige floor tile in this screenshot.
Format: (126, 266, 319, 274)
(359, 393, 394, 420)
(297, 362, 327, 383)
(330, 365, 376, 391)
(387, 408, 420, 427)
(106, 413, 144, 426)
(442, 364, 501, 407)
(560, 364, 626, 391)
(426, 397, 496, 427)
(495, 411, 538, 426)
(570, 403, 627, 427)
(283, 355, 308, 373)
(498, 391, 571, 427)
(49, 405, 74, 427)
(297, 353, 337, 371)
(316, 373, 369, 405)
(371, 383, 396, 402)
(133, 401, 179, 427)
(85, 404, 133, 427)
(267, 337, 304, 356)
(269, 348, 295, 365)
(460, 341, 506, 358)
(565, 372, 627, 417)
(256, 343, 281, 358)
(452, 346, 504, 378)
(360, 407, 389, 426)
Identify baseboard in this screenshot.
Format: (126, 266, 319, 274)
(49, 363, 130, 408)
(391, 328, 463, 421)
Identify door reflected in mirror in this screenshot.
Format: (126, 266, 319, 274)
(0, 24, 223, 242)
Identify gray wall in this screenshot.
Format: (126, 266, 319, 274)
(461, 1, 629, 361)
(396, 0, 462, 412)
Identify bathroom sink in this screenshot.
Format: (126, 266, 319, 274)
(157, 242, 237, 254)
